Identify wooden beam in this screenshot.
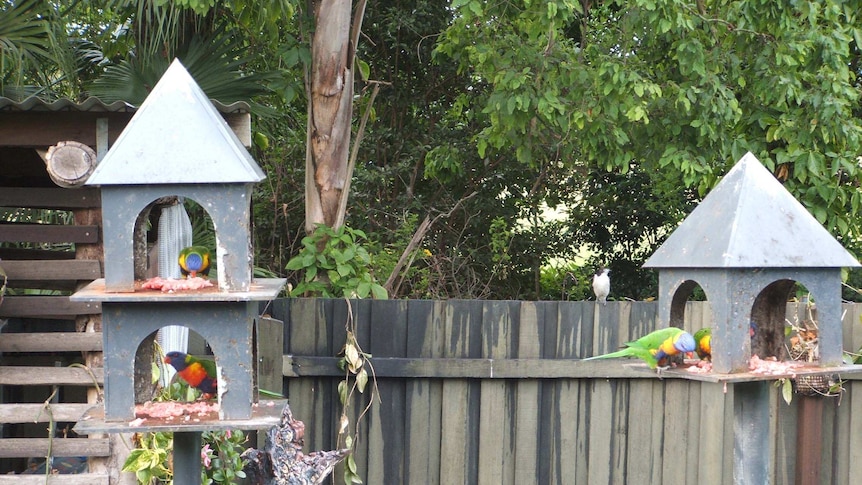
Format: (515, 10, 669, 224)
(0, 474, 109, 484)
(0, 332, 102, 352)
(0, 187, 101, 209)
(0, 366, 104, 386)
(2, 260, 101, 281)
(0, 403, 93, 423)
(0, 248, 75, 260)
(0, 438, 110, 458)
(0, 112, 131, 147)
(0, 296, 100, 318)
(284, 356, 659, 379)
(0, 224, 99, 244)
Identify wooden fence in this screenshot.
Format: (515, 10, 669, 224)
(271, 298, 862, 485)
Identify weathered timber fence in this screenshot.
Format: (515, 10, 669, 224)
(270, 298, 862, 485)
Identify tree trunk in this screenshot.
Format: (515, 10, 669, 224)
(306, 0, 353, 232)
(305, 0, 367, 233)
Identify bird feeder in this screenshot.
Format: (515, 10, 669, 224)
(643, 151, 862, 483)
(72, 59, 287, 483)
(644, 151, 858, 373)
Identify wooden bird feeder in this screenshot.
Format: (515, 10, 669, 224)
(644, 152, 859, 374)
(642, 151, 862, 483)
(71, 59, 286, 483)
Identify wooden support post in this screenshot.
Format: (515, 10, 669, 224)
(174, 432, 202, 485)
(794, 395, 823, 485)
(733, 382, 772, 485)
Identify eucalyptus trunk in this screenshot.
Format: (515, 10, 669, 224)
(305, 0, 365, 232)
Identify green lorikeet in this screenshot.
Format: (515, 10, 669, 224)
(583, 327, 696, 369)
(694, 327, 712, 360)
(693, 323, 757, 361)
(178, 246, 211, 278)
(164, 351, 217, 398)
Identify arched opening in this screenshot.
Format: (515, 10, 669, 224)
(750, 279, 799, 360)
(668, 279, 713, 332)
(133, 327, 217, 405)
(131, 196, 217, 282)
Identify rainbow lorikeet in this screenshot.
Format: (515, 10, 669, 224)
(693, 323, 757, 361)
(694, 327, 712, 360)
(178, 246, 211, 278)
(164, 351, 217, 398)
(583, 327, 696, 369)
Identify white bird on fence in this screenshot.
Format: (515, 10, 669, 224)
(592, 268, 610, 305)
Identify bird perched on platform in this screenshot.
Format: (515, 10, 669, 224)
(694, 327, 712, 360)
(592, 268, 610, 305)
(178, 245, 211, 278)
(164, 351, 217, 399)
(583, 327, 696, 369)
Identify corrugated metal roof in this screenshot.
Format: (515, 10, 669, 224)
(86, 59, 264, 185)
(644, 152, 860, 268)
(0, 95, 249, 114)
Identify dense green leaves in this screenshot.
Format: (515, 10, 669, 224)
(436, 0, 862, 260)
(286, 224, 388, 299)
(6, 0, 862, 301)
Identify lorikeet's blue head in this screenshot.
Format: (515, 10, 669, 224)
(178, 246, 211, 278)
(164, 351, 190, 371)
(674, 332, 696, 353)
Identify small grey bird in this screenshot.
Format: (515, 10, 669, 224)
(592, 268, 610, 305)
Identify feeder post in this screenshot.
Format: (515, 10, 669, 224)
(173, 432, 203, 484)
(733, 381, 773, 485)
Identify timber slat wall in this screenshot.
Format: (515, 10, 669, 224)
(275, 298, 862, 485)
(0, 185, 107, 475)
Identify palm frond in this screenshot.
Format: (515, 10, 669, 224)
(0, 0, 51, 90)
(89, 27, 272, 105)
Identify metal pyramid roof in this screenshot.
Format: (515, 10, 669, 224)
(86, 59, 265, 185)
(644, 152, 859, 268)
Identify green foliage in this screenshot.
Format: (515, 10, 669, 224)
(122, 428, 247, 485)
(286, 224, 388, 299)
(538, 262, 592, 301)
(155, 0, 216, 16)
(437, 0, 862, 261)
(123, 432, 174, 484)
(10, 1, 862, 302)
(200, 430, 247, 484)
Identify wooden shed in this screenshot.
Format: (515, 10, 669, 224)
(0, 95, 251, 483)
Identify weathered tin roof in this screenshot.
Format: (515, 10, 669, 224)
(86, 59, 264, 185)
(0, 95, 248, 114)
(644, 152, 859, 268)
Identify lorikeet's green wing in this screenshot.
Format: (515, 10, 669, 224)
(582, 345, 659, 368)
(622, 327, 684, 350)
(190, 356, 218, 379)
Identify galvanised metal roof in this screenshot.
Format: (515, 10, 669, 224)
(0, 96, 249, 114)
(86, 59, 264, 185)
(644, 152, 859, 268)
